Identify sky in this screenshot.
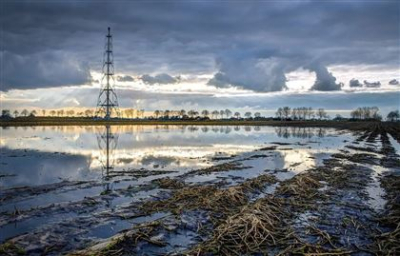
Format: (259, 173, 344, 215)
(0, 0, 399, 117)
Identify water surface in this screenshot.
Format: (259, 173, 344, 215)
(0, 125, 361, 251)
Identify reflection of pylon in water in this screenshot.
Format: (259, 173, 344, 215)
(96, 125, 119, 193)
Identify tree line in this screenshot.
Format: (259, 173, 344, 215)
(275, 107, 329, 120)
(1, 107, 399, 122)
(152, 109, 261, 120)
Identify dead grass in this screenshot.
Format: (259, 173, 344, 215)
(189, 196, 290, 255)
(153, 177, 185, 189)
(141, 184, 248, 217)
(141, 174, 278, 217)
(373, 173, 400, 255)
(241, 174, 278, 191)
(277, 243, 352, 256)
(0, 242, 26, 255)
(192, 162, 249, 175)
(276, 173, 322, 200)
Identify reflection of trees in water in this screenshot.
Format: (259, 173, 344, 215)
(45, 125, 263, 135)
(275, 127, 326, 138)
(96, 125, 119, 195)
(211, 126, 219, 133)
(148, 125, 262, 134)
(201, 126, 209, 133)
(187, 126, 199, 132)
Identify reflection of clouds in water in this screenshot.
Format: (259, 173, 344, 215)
(1, 126, 355, 185)
(1, 126, 275, 154)
(0, 147, 91, 189)
(140, 155, 179, 167)
(0, 125, 261, 138)
(280, 149, 316, 173)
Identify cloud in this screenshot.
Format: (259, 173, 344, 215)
(0, 51, 92, 91)
(308, 64, 342, 91)
(1, 1, 399, 91)
(389, 79, 399, 85)
(349, 78, 363, 87)
(363, 80, 381, 88)
(208, 56, 288, 92)
(117, 75, 134, 82)
(3, 86, 399, 118)
(140, 73, 180, 85)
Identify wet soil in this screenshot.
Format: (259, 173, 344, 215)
(1, 123, 399, 255)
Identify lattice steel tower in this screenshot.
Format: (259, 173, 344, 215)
(96, 27, 120, 119)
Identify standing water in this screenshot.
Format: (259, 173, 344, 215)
(0, 125, 396, 255)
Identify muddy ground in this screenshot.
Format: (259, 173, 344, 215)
(0, 123, 399, 255)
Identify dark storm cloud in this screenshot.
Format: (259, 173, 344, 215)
(1, 1, 399, 91)
(349, 79, 363, 87)
(208, 55, 288, 92)
(308, 63, 342, 91)
(363, 80, 381, 88)
(140, 74, 180, 85)
(117, 75, 135, 82)
(1, 51, 92, 91)
(389, 79, 399, 85)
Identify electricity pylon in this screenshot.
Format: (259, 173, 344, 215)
(95, 27, 120, 119)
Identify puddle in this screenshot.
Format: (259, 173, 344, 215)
(1, 125, 389, 255)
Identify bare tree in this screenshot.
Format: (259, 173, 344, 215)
(66, 110, 75, 117)
(138, 109, 145, 118)
(212, 110, 219, 119)
(21, 109, 29, 117)
(85, 109, 93, 117)
(291, 108, 298, 120)
(244, 112, 252, 119)
(254, 112, 261, 118)
(219, 110, 225, 119)
(164, 110, 170, 118)
(283, 106, 291, 119)
(276, 107, 283, 120)
(307, 107, 314, 119)
(188, 110, 196, 118)
(234, 112, 241, 119)
(387, 110, 399, 121)
(370, 106, 380, 120)
(154, 110, 161, 118)
(179, 109, 186, 117)
(316, 108, 328, 120)
(225, 109, 232, 118)
(1, 109, 11, 118)
(350, 108, 361, 119)
(299, 107, 307, 120)
(13, 110, 19, 117)
(201, 110, 209, 118)
(351, 107, 381, 120)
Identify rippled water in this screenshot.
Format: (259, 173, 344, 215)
(0, 125, 358, 251)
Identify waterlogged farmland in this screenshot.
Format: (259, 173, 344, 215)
(0, 124, 399, 255)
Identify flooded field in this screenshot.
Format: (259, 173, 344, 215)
(1, 124, 399, 255)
